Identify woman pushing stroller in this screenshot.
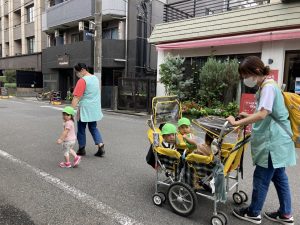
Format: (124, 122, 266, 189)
(226, 56, 296, 225)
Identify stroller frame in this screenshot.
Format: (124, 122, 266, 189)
(147, 96, 251, 225)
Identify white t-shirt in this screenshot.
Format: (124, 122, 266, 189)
(258, 80, 275, 114)
(162, 141, 176, 149)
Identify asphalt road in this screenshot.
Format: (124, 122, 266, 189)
(0, 97, 299, 225)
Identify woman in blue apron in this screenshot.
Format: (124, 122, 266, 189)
(227, 56, 296, 225)
(72, 63, 105, 157)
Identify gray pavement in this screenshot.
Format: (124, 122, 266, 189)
(0, 97, 299, 225)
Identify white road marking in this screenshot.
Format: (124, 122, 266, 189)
(0, 149, 143, 225)
(3, 100, 26, 104)
(40, 105, 63, 111)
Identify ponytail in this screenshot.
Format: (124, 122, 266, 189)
(263, 66, 270, 76)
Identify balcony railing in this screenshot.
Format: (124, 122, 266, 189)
(164, 0, 270, 22)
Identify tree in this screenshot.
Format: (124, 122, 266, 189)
(159, 54, 193, 101)
(197, 57, 240, 107)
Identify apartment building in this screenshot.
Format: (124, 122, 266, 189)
(42, 0, 127, 103)
(42, 0, 165, 111)
(149, 0, 300, 101)
(0, 0, 46, 91)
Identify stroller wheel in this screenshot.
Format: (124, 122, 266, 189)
(232, 192, 243, 205)
(239, 190, 248, 202)
(217, 211, 228, 225)
(158, 192, 166, 203)
(167, 182, 197, 217)
(211, 214, 226, 225)
(152, 193, 164, 206)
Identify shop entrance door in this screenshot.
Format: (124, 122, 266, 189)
(59, 69, 74, 99)
(284, 51, 300, 93)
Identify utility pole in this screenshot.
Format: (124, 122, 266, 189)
(94, 0, 102, 86)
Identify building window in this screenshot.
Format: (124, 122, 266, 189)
(48, 0, 68, 7)
(27, 37, 35, 54)
(26, 5, 34, 23)
(103, 27, 118, 40)
(205, 8, 214, 15)
(71, 33, 83, 43)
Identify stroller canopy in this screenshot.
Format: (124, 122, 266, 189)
(192, 116, 235, 138)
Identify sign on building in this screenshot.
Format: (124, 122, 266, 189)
(57, 54, 70, 66)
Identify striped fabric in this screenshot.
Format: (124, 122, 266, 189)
(157, 151, 181, 180)
(184, 161, 214, 190)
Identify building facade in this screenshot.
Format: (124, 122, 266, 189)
(42, 0, 127, 105)
(149, 0, 300, 101)
(42, 0, 166, 110)
(0, 0, 46, 93)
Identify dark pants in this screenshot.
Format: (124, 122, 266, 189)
(77, 120, 103, 148)
(249, 155, 292, 216)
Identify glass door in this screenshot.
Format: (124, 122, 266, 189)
(284, 51, 300, 93)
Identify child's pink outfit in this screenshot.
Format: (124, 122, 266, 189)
(60, 120, 81, 168)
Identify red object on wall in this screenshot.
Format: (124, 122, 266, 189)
(240, 93, 256, 114)
(267, 70, 279, 82)
(240, 93, 256, 133)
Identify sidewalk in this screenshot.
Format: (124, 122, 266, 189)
(102, 109, 148, 117)
(16, 96, 149, 117)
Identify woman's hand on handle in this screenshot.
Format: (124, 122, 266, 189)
(226, 116, 237, 126)
(227, 109, 269, 127)
(239, 112, 250, 118)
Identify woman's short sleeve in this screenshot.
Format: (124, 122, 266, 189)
(258, 85, 275, 113)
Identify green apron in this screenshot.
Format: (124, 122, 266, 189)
(251, 80, 296, 168)
(78, 75, 103, 122)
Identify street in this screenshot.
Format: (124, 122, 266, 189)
(0, 97, 299, 225)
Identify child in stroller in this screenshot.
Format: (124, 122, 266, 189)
(161, 123, 177, 149)
(177, 117, 212, 156)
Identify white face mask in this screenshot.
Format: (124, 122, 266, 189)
(76, 72, 83, 78)
(243, 77, 257, 88)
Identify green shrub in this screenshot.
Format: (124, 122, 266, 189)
(0, 76, 7, 83)
(182, 101, 239, 118)
(3, 70, 16, 83)
(4, 83, 17, 88)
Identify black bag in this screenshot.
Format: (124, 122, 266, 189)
(146, 145, 155, 168)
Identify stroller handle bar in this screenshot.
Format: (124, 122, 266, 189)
(218, 120, 229, 142)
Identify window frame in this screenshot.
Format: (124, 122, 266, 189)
(26, 4, 34, 23)
(27, 36, 35, 54)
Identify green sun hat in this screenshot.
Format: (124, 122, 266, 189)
(62, 106, 75, 116)
(161, 123, 177, 135)
(178, 117, 191, 127)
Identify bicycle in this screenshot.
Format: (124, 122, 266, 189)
(36, 90, 54, 101)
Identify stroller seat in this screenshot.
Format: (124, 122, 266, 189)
(184, 153, 214, 191)
(147, 128, 182, 178)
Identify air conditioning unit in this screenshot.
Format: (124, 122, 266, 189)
(54, 29, 60, 37)
(78, 21, 85, 31)
(89, 21, 95, 31)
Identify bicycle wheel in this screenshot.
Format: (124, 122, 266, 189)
(36, 93, 43, 100)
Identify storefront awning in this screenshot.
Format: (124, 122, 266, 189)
(156, 28, 300, 50)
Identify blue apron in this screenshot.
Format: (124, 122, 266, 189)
(78, 75, 103, 122)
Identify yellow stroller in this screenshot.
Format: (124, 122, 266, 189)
(146, 96, 189, 208)
(147, 96, 251, 225)
(168, 116, 251, 225)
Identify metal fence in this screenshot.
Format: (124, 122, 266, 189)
(118, 77, 156, 112)
(164, 0, 270, 22)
